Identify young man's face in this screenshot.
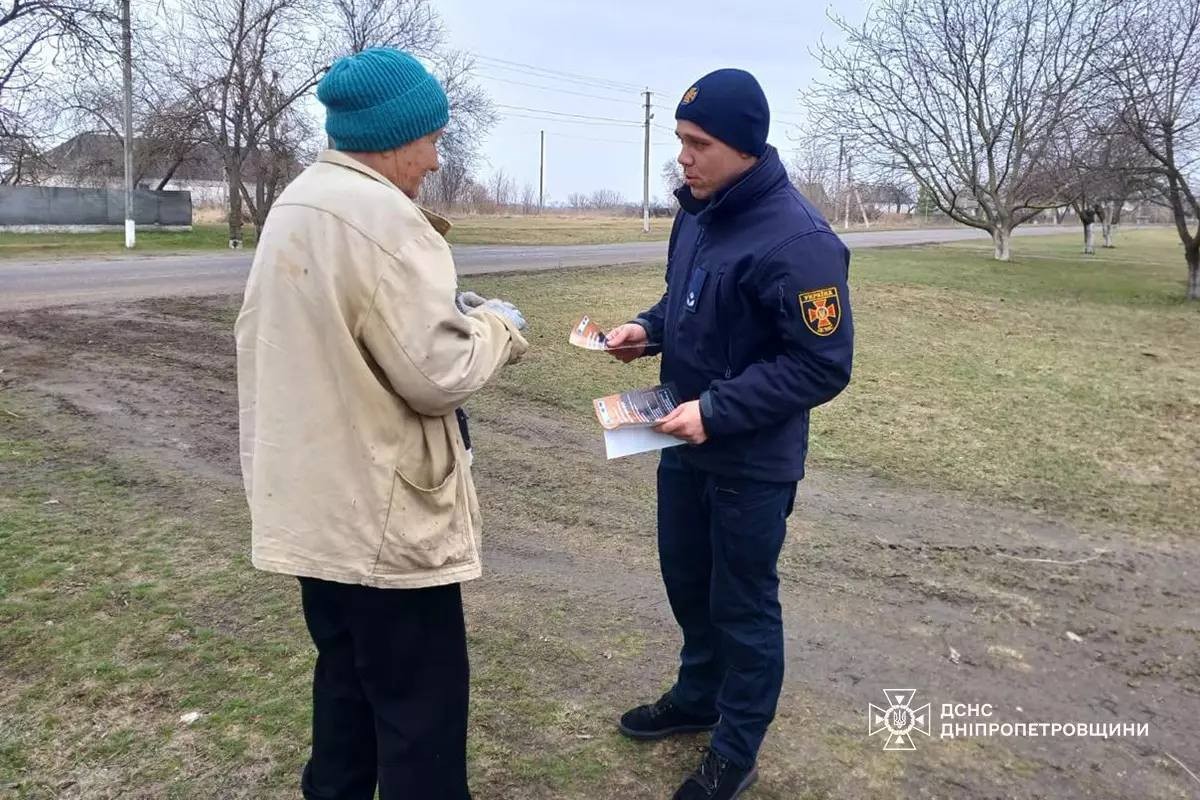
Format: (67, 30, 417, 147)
(675, 120, 756, 200)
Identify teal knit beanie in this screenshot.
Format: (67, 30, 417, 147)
(317, 47, 450, 152)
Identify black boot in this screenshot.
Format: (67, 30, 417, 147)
(618, 693, 719, 740)
(672, 748, 758, 800)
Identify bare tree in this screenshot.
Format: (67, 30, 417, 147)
(461, 177, 490, 213)
(57, 49, 209, 191)
(156, 0, 325, 246)
(1, 1, 113, 98)
(589, 188, 624, 210)
(489, 168, 512, 210)
(1057, 117, 1156, 253)
(327, 0, 441, 57)
(244, 72, 319, 227)
(786, 133, 841, 218)
(1109, 0, 1200, 300)
(425, 50, 495, 211)
(1096, 128, 1157, 247)
(519, 182, 536, 215)
(0, 90, 55, 184)
(1, 0, 114, 183)
(421, 152, 469, 211)
(660, 157, 683, 211)
(812, 0, 1115, 261)
(1057, 127, 1110, 254)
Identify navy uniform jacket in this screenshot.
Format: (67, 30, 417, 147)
(635, 146, 853, 482)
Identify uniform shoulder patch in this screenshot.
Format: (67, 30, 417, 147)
(799, 287, 841, 336)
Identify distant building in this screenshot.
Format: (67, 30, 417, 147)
(857, 182, 916, 216)
(39, 133, 304, 207)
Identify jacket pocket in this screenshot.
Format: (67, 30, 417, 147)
(377, 458, 472, 573)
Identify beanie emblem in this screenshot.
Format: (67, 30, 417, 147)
(681, 86, 699, 104)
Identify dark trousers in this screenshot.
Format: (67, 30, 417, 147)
(657, 447, 797, 769)
(298, 577, 471, 800)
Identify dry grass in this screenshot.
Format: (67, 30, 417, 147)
(465, 227, 1199, 537)
(444, 214, 672, 245)
(1, 228, 1196, 799)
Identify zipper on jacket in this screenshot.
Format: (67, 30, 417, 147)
(720, 270, 732, 379)
(676, 227, 706, 343)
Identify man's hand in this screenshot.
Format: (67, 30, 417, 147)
(654, 400, 708, 445)
(604, 323, 648, 363)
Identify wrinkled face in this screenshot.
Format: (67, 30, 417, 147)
(675, 120, 756, 200)
(380, 129, 443, 198)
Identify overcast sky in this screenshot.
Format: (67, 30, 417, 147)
(433, 0, 867, 204)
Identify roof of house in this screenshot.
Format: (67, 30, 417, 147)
(44, 133, 303, 184)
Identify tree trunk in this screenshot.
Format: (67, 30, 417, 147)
(227, 159, 244, 249)
(155, 156, 187, 191)
(992, 227, 1012, 261)
(1101, 217, 1114, 248)
(255, 172, 266, 228)
(1188, 243, 1199, 302)
(1083, 222, 1095, 254)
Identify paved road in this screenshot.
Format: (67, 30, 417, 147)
(0, 225, 1074, 311)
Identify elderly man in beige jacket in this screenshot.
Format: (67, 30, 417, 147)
(235, 47, 527, 800)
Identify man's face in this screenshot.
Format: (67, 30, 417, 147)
(385, 129, 443, 198)
(675, 120, 756, 200)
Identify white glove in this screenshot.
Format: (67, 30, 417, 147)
(480, 298, 527, 332)
(455, 290, 487, 315)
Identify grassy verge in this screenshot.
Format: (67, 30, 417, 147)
(1, 229, 1194, 798)
(0, 215, 673, 260)
(0, 402, 911, 799)
(0, 226, 258, 259)
(464, 228, 1198, 536)
(444, 214, 673, 245)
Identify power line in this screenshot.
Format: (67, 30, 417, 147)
(478, 74, 637, 105)
(495, 103, 641, 125)
(513, 129, 642, 145)
(478, 61, 640, 95)
(499, 111, 642, 128)
(512, 128, 683, 148)
(472, 54, 644, 93)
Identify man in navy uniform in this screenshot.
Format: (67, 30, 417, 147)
(605, 68, 854, 800)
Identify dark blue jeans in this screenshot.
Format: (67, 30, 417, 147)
(657, 447, 797, 769)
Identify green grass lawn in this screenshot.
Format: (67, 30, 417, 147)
(444, 214, 673, 245)
(0, 229, 1196, 798)
(0, 225, 259, 259)
(465, 228, 1199, 536)
(0, 215, 673, 259)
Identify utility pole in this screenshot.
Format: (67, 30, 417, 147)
(835, 135, 845, 230)
(642, 90, 652, 233)
(539, 130, 545, 213)
(121, 0, 135, 248)
(844, 151, 853, 230)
